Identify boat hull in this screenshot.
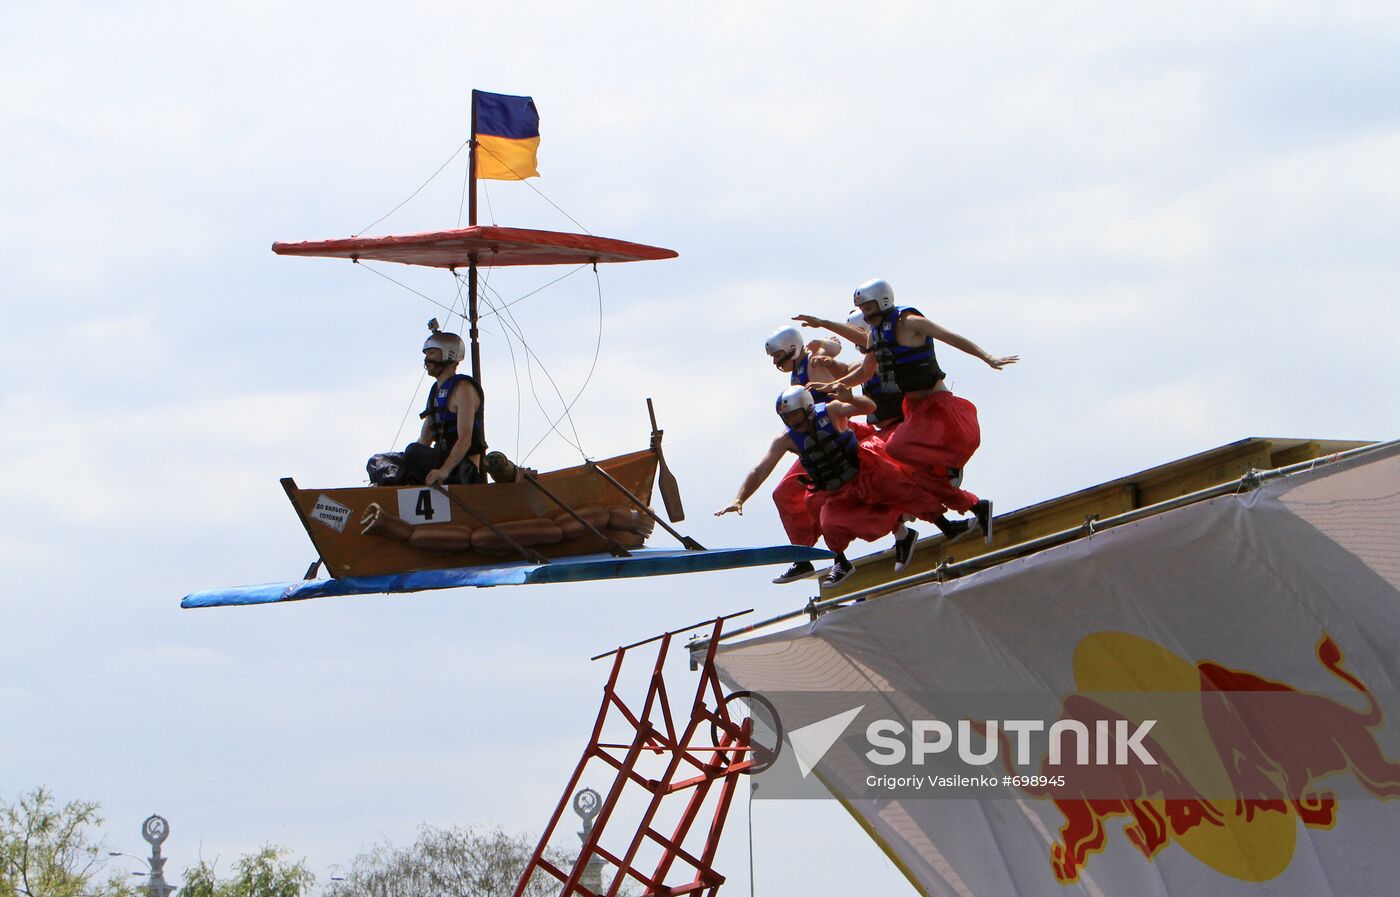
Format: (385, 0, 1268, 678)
(285, 449, 659, 578)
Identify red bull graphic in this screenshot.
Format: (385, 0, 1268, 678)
(1026, 631, 1400, 884)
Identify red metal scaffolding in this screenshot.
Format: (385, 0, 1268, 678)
(513, 612, 763, 897)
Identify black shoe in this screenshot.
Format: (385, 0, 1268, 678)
(893, 527, 919, 573)
(972, 499, 994, 546)
(932, 515, 972, 542)
(772, 560, 815, 584)
(822, 558, 855, 589)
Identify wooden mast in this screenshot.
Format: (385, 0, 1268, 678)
(467, 89, 482, 388)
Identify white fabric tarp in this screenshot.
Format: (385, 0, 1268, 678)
(713, 443, 1400, 897)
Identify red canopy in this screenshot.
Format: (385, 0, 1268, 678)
(272, 225, 677, 268)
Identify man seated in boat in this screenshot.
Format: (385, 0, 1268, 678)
(403, 329, 486, 486)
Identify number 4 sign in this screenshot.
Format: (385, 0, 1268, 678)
(396, 487, 452, 525)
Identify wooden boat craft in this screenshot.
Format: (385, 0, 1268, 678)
(181, 90, 831, 609)
(285, 448, 665, 579)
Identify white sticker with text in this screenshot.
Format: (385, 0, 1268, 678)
(310, 494, 352, 533)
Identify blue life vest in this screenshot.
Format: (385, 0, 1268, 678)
(420, 373, 487, 457)
(787, 403, 860, 491)
(790, 353, 833, 403)
(862, 373, 906, 426)
(871, 306, 945, 393)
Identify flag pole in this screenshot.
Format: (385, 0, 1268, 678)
(467, 90, 482, 388)
(467, 90, 485, 479)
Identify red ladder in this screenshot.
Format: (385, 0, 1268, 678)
(513, 612, 759, 897)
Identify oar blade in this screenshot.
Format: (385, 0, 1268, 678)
(657, 449, 685, 522)
(647, 398, 686, 522)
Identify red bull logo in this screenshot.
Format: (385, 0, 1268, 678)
(1025, 631, 1400, 884)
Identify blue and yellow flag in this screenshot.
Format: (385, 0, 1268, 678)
(473, 90, 540, 181)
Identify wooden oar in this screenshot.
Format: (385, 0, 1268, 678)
(647, 398, 685, 522)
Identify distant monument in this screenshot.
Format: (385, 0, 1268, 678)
(139, 815, 177, 897)
(572, 788, 606, 893)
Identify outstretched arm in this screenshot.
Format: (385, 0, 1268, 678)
(823, 389, 876, 419)
(715, 434, 793, 516)
(809, 354, 855, 383)
(905, 315, 1019, 370)
(812, 350, 877, 392)
(793, 313, 869, 346)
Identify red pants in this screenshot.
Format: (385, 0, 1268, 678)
(805, 436, 945, 554)
(773, 458, 820, 547)
(772, 421, 884, 547)
(883, 391, 982, 513)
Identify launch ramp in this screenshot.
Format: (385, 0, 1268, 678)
(699, 439, 1400, 896)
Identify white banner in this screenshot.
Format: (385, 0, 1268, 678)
(715, 445, 1400, 897)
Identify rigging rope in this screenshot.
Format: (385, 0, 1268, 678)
(358, 133, 607, 463)
(476, 264, 525, 462)
(472, 140, 593, 235)
(379, 264, 503, 451)
(357, 261, 460, 316)
(456, 157, 471, 228)
(356, 134, 591, 237)
(388, 373, 428, 453)
(359, 257, 585, 462)
(516, 264, 605, 463)
(748, 781, 756, 897)
(479, 264, 587, 320)
(477, 286, 586, 456)
(355, 139, 471, 237)
(367, 261, 604, 464)
(464, 272, 590, 458)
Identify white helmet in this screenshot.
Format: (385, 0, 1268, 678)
(775, 385, 814, 416)
(764, 325, 803, 359)
(423, 331, 466, 363)
(853, 278, 895, 311)
(845, 309, 870, 332)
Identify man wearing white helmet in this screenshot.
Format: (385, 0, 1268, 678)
(402, 328, 487, 486)
(715, 384, 947, 588)
(809, 278, 1017, 545)
(763, 325, 850, 395)
(762, 325, 857, 581)
(791, 310, 905, 430)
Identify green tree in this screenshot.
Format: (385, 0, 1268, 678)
(325, 826, 575, 897)
(179, 848, 313, 897)
(0, 787, 135, 897)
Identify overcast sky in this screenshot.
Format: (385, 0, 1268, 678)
(4, 2, 1399, 894)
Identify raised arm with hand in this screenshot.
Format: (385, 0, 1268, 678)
(903, 316, 1019, 370)
(715, 434, 793, 516)
(811, 351, 878, 394)
(793, 313, 869, 346)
